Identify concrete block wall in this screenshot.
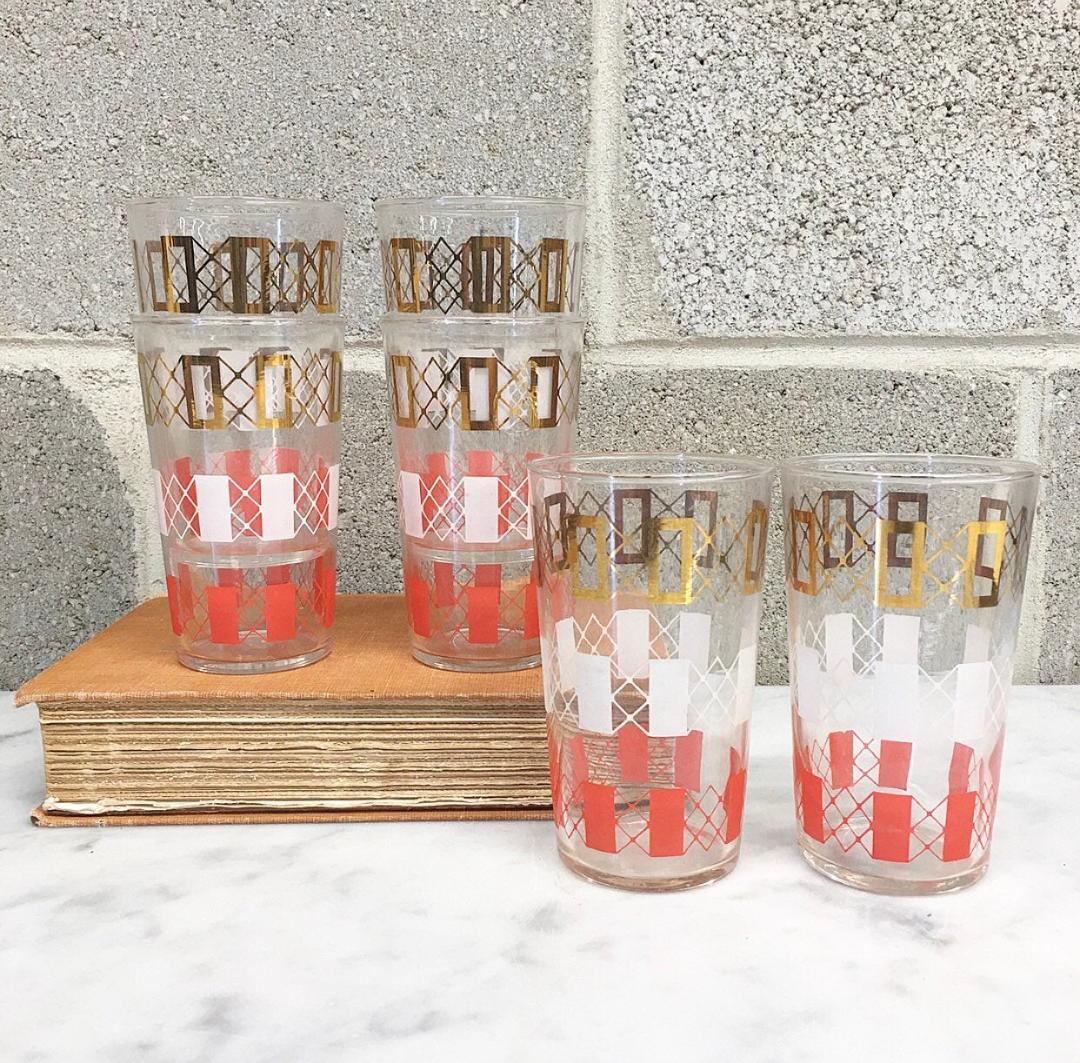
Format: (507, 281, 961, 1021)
(0, 0, 1076, 687)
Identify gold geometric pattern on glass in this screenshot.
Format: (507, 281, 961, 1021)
(543, 489, 767, 607)
(743, 500, 768, 595)
(647, 516, 696, 605)
(254, 352, 294, 430)
(874, 517, 927, 609)
(138, 346, 342, 430)
(180, 354, 226, 430)
(789, 505, 818, 596)
(134, 235, 341, 315)
(380, 236, 583, 314)
(387, 348, 578, 432)
(567, 514, 611, 601)
(786, 489, 1030, 610)
(962, 519, 1007, 608)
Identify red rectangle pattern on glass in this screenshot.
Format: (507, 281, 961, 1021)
(828, 730, 855, 789)
(207, 584, 241, 644)
(871, 791, 913, 863)
(648, 787, 686, 856)
(800, 765, 826, 843)
(405, 575, 431, 637)
(877, 739, 912, 790)
(942, 790, 977, 861)
(466, 586, 500, 644)
(617, 725, 650, 784)
(674, 730, 703, 791)
(264, 581, 297, 642)
(583, 781, 617, 853)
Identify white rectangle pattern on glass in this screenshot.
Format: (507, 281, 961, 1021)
(463, 476, 500, 543)
(190, 361, 216, 424)
(824, 612, 855, 680)
(399, 472, 424, 538)
(533, 362, 555, 422)
(193, 475, 233, 542)
(872, 661, 920, 743)
(467, 364, 492, 424)
(328, 464, 340, 530)
(575, 653, 613, 734)
(953, 660, 993, 746)
(555, 617, 577, 694)
(677, 611, 712, 673)
(615, 609, 651, 678)
(648, 658, 691, 737)
(259, 473, 296, 541)
(392, 359, 413, 421)
(882, 614, 921, 664)
(262, 361, 288, 421)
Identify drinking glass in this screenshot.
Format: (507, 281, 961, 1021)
(384, 316, 583, 670)
(128, 196, 344, 673)
(129, 196, 343, 316)
(529, 453, 774, 891)
(375, 195, 586, 672)
(781, 454, 1040, 893)
(375, 195, 585, 317)
(134, 316, 342, 672)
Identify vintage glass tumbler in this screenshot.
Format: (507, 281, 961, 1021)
(383, 316, 583, 670)
(781, 454, 1040, 893)
(376, 195, 586, 671)
(375, 195, 585, 317)
(133, 316, 342, 672)
(529, 454, 774, 890)
(128, 197, 344, 673)
(128, 196, 343, 316)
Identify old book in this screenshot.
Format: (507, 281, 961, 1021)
(16, 595, 551, 826)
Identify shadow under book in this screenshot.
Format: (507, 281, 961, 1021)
(15, 595, 551, 827)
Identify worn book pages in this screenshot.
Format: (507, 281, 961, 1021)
(17, 596, 551, 825)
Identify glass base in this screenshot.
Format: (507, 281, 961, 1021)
(411, 648, 541, 673)
(800, 845, 990, 895)
(177, 645, 330, 675)
(558, 847, 739, 893)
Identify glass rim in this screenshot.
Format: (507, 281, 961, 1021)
(373, 194, 586, 215)
(131, 312, 345, 326)
(126, 195, 345, 217)
(527, 451, 775, 485)
(780, 452, 1042, 485)
(379, 311, 585, 330)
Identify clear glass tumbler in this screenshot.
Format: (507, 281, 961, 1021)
(781, 454, 1040, 894)
(129, 196, 343, 316)
(529, 453, 774, 891)
(383, 316, 583, 671)
(375, 195, 585, 317)
(128, 197, 344, 673)
(133, 316, 342, 672)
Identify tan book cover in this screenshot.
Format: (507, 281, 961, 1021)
(16, 595, 552, 827)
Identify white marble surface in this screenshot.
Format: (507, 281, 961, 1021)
(2, 687, 1078, 1062)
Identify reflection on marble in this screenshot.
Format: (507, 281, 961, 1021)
(1, 687, 1078, 1061)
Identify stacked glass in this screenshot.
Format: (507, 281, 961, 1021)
(375, 197, 585, 671)
(127, 197, 345, 673)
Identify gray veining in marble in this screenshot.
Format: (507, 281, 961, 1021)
(1, 688, 1077, 1062)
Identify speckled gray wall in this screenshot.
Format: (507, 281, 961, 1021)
(621, 0, 1080, 335)
(1, 0, 1077, 685)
